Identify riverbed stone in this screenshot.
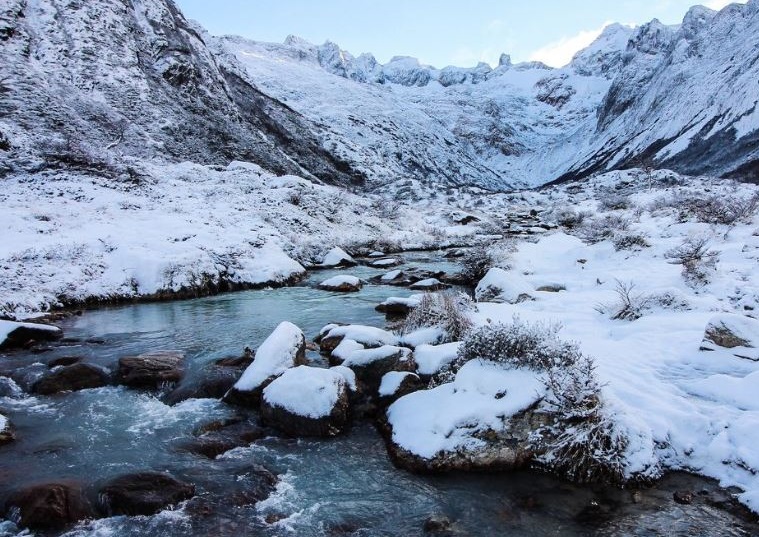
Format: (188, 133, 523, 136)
(32, 363, 110, 395)
(341, 346, 416, 393)
(97, 472, 195, 516)
(4, 482, 96, 530)
(261, 366, 350, 437)
(117, 350, 185, 389)
(177, 419, 265, 458)
(47, 356, 82, 368)
(0, 321, 63, 351)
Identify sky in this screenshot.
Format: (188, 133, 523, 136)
(175, 0, 742, 68)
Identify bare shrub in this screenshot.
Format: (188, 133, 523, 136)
(554, 208, 591, 229)
(400, 291, 474, 342)
(598, 193, 630, 211)
(612, 233, 649, 251)
(576, 214, 630, 244)
(458, 241, 514, 284)
(677, 193, 759, 226)
(596, 280, 653, 321)
(665, 236, 719, 285)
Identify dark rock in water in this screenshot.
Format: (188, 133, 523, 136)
(4, 482, 96, 530)
(226, 466, 278, 507)
(673, 490, 694, 504)
(97, 472, 195, 516)
(165, 359, 250, 405)
(0, 323, 63, 351)
(176, 419, 265, 459)
(423, 514, 453, 532)
(0, 376, 24, 399)
(214, 349, 254, 368)
(32, 363, 110, 395)
(117, 351, 184, 389)
(47, 356, 82, 368)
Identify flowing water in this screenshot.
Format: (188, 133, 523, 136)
(0, 252, 757, 536)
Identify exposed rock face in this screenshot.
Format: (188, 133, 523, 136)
(98, 472, 195, 516)
(32, 363, 110, 395)
(117, 351, 185, 389)
(700, 314, 759, 360)
(4, 482, 96, 530)
(223, 322, 307, 407)
(261, 366, 350, 437)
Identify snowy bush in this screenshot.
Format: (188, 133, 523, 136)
(458, 241, 513, 283)
(553, 208, 591, 229)
(612, 233, 649, 251)
(575, 214, 630, 244)
(665, 236, 719, 285)
(598, 193, 630, 211)
(400, 291, 474, 342)
(595, 280, 653, 321)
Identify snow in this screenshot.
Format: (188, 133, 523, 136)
(331, 339, 366, 362)
(370, 258, 400, 267)
(0, 320, 61, 347)
(380, 270, 402, 281)
(377, 295, 422, 309)
(414, 342, 461, 375)
(318, 275, 361, 288)
(322, 325, 399, 347)
(320, 247, 355, 267)
(409, 278, 443, 289)
(232, 322, 305, 392)
(475, 268, 533, 303)
(379, 371, 418, 397)
(262, 366, 346, 418)
(387, 360, 545, 459)
(399, 327, 446, 347)
(330, 365, 357, 391)
(341, 345, 412, 368)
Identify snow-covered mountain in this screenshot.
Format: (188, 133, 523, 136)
(1, 0, 757, 189)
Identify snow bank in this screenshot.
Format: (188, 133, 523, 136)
(475, 268, 533, 303)
(263, 366, 346, 418)
(414, 342, 461, 375)
(231, 322, 306, 392)
(387, 360, 544, 459)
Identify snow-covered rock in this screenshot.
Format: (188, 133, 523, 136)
(375, 295, 423, 316)
(700, 314, 759, 361)
(379, 371, 421, 402)
(224, 322, 307, 406)
(261, 366, 350, 436)
(318, 275, 362, 292)
(409, 278, 448, 291)
(0, 320, 62, 351)
(369, 258, 402, 268)
(475, 268, 533, 303)
(318, 324, 399, 354)
(320, 247, 356, 268)
(340, 346, 416, 392)
(384, 360, 545, 472)
(414, 342, 461, 376)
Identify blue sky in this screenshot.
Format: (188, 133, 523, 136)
(175, 0, 740, 67)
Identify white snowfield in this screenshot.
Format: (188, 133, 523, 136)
(263, 366, 346, 419)
(387, 360, 545, 459)
(232, 321, 305, 392)
(445, 170, 759, 510)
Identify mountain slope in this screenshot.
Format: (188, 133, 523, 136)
(0, 0, 366, 186)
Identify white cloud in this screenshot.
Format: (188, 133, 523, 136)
(528, 22, 611, 68)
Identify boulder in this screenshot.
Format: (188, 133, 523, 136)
(320, 247, 356, 268)
(318, 275, 362, 292)
(166, 357, 251, 405)
(176, 418, 265, 459)
(223, 322, 306, 407)
(319, 324, 399, 355)
(375, 295, 422, 317)
(117, 351, 185, 389)
(0, 413, 14, 445)
(261, 366, 349, 437)
(4, 482, 95, 530)
(383, 360, 546, 473)
(98, 472, 195, 516)
(409, 278, 449, 292)
(475, 268, 533, 303)
(370, 268, 446, 287)
(700, 314, 759, 360)
(0, 320, 63, 351)
(32, 363, 110, 395)
(341, 346, 416, 393)
(369, 258, 402, 268)
(378, 371, 421, 404)
(47, 356, 82, 368)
